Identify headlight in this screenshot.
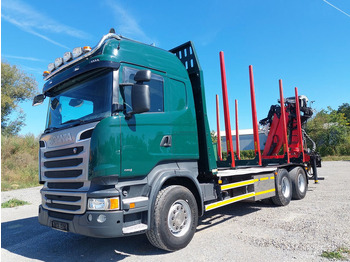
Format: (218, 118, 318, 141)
(72, 47, 83, 58)
(54, 57, 63, 68)
(48, 63, 55, 72)
(63, 52, 73, 62)
(87, 197, 120, 211)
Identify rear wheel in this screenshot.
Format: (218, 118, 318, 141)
(289, 166, 308, 200)
(146, 185, 198, 251)
(272, 168, 292, 206)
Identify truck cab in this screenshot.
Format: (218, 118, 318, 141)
(35, 30, 215, 250)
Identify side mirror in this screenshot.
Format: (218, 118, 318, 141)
(131, 84, 150, 115)
(134, 70, 151, 82)
(32, 94, 45, 106)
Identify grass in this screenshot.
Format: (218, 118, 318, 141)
(1, 198, 30, 208)
(321, 247, 350, 260)
(1, 134, 40, 191)
(322, 155, 350, 161)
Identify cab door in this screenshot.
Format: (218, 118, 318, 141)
(119, 65, 171, 178)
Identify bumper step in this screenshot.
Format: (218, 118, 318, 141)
(122, 223, 148, 234)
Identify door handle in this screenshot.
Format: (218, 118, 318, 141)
(160, 135, 172, 147)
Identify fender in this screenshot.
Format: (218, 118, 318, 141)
(146, 161, 204, 228)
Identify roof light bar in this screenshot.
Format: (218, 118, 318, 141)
(44, 32, 121, 81)
(63, 52, 73, 63)
(54, 57, 63, 68)
(48, 63, 55, 72)
(72, 47, 83, 59)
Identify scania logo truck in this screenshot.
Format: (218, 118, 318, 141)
(33, 29, 321, 251)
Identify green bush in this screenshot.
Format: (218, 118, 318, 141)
(1, 134, 40, 191)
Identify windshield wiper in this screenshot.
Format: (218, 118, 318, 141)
(62, 117, 104, 127)
(45, 117, 104, 134)
(61, 119, 85, 126)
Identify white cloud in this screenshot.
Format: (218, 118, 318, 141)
(106, 0, 157, 45)
(2, 0, 90, 49)
(2, 54, 45, 62)
(323, 0, 350, 19)
(20, 65, 44, 75)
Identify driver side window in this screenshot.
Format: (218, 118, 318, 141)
(121, 67, 164, 113)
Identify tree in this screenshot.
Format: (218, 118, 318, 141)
(306, 106, 350, 156)
(338, 103, 350, 126)
(1, 61, 37, 135)
(210, 130, 217, 143)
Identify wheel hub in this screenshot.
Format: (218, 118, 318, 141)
(168, 200, 191, 237)
(298, 172, 306, 192)
(281, 176, 291, 198)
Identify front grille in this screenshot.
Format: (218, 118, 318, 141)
(44, 146, 83, 158)
(40, 125, 96, 215)
(47, 182, 84, 189)
(45, 194, 81, 202)
(45, 170, 82, 178)
(48, 211, 74, 221)
(42, 144, 87, 214)
(42, 190, 87, 214)
(44, 158, 83, 168)
(47, 203, 81, 211)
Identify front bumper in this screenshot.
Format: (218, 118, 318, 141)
(38, 205, 125, 238)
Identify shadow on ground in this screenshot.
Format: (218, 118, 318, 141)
(197, 201, 276, 232)
(1, 201, 275, 261)
(1, 216, 164, 261)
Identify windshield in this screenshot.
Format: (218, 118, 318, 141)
(45, 70, 113, 131)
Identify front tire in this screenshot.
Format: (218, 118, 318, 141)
(146, 185, 198, 251)
(289, 166, 308, 200)
(272, 168, 292, 206)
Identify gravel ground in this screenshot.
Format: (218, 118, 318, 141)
(1, 161, 350, 262)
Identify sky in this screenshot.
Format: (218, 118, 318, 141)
(1, 0, 350, 137)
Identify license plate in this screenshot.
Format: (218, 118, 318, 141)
(52, 220, 69, 232)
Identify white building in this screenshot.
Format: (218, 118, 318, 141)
(216, 129, 267, 151)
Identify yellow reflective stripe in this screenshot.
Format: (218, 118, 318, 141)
(221, 179, 256, 190)
(260, 177, 269, 181)
(255, 188, 275, 196)
(205, 192, 255, 211)
(270, 176, 275, 180)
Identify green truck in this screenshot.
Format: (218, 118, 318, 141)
(33, 29, 319, 251)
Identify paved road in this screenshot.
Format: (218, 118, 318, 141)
(2, 161, 350, 262)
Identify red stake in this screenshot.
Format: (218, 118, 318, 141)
(216, 95, 222, 161)
(235, 99, 241, 160)
(294, 87, 305, 162)
(219, 51, 235, 167)
(279, 80, 290, 163)
(249, 65, 262, 166)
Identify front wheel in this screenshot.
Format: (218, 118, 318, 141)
(146, 185, 198, 251)
(271, 168, 292, 206)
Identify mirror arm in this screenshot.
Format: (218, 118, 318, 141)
(125, 112, 134, 120)
(112, 104, 124, 114)
(119, 83, 134, 87)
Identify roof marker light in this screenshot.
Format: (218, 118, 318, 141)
(83, 46, 92, 52)
(43, 71, 50, 77)
(63, 52, 73, 63)
(72, 47, 83, 58)
(54, 57, 63, 68)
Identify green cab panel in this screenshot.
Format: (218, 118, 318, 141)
(89, 116, 121, 180)
(119, 65, 199, 178)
